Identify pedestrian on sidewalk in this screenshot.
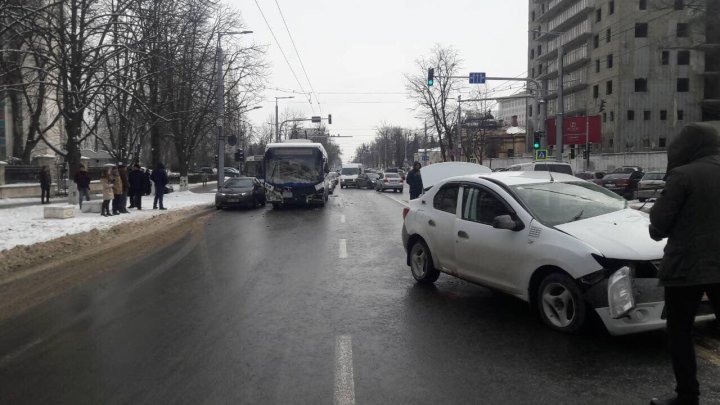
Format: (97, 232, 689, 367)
(150, 162, 168, 210)
(202, 171, 208, 187)
(143, 168, 152, 196)
(118, 163, 130, 213)
(111, 166, 123, 215)
(100, 168, 113, 216)
(38, 166, 51, 204)
(128, 163, 144, 210)
(74, 165, 91, 209)
(406, 161, 424, 200)
(648, 123, 720, 405)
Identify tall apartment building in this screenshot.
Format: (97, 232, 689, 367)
(528, 0, 720, 153)
(497, 93, 529, 128)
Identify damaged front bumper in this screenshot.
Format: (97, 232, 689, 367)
(580, 259, 716, 335)
(265, 182, 326, 205)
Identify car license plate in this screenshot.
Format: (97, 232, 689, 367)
(282, 191, 293, 198)
(227, 198, 238, 202)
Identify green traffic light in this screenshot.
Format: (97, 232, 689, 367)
(427, 79, 433, 86)
(533, 143, 540, 149)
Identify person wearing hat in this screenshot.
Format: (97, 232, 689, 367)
(128, 163, 145, 210)
(406, 161, 424, 200)
(649, 123, 720, 405)
(74, 164, 91, 209)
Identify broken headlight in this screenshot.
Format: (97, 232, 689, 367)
(608, 266, 636, 319)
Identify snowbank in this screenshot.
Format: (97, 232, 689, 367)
(0, 191, 214, 252)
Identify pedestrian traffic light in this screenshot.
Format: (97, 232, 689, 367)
(234, 150, 245, 162)
(427, 68, 434, 86)
(533, 131, 541, 149)
(570, 144, 576, 159)
(583, 148, 589, 160)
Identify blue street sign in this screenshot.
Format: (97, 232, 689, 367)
(535, 149, 548, 160)
(469, 72, 486, 84)
(421, 155, 429, 161)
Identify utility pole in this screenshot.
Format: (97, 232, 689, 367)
(275, 96, 295, 142)
(457, 95, 462, 162)
(556, 44, 565, 162)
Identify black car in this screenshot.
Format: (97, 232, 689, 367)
(215, 177, 266, 209)
(597, 170, 644, 199)
(356, 172, 381, 189)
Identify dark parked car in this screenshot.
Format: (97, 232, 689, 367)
(215, 177, 266, 209)
(356, 172, 381, 189)
(575, 171, 605, 181)
(637, 171, 666, 202)
(597, 170, 644, 199)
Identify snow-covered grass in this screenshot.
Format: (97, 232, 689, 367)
(0, 191, 214, 252)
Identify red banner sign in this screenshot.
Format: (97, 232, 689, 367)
(545, 116, 601, 145)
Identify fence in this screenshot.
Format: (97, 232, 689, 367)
(486, 151, 668, 173)
(4, 165, 42, 184)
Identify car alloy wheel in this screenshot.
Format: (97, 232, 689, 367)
(409, 241, 440, 283)
(537, 273, 586, 333)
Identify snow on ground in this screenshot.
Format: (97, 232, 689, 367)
(0, 191, 214, 252)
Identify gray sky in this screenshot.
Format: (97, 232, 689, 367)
(233, 0, 529, 161)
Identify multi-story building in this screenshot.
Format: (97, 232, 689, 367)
(528, 0, 720, 153)
(497, 93, 529, 128)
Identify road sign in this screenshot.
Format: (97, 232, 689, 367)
(421, 155, 429, 161)
(469, 72, 486, 84)
(227, 135, 237, 146)
(535, 149, 548, 160)
(311, 116, 322, 123)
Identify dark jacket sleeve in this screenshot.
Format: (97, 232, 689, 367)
(649, 170, 688, 240)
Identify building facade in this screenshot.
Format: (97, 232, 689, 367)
(497, 94, 529, 128)
(528, 0, 720, 153)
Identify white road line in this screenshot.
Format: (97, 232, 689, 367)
(378, 192, 409, 207)
(334, 335, 356, 405)
(339, 239, 348, 259)
(340, 214, 346, 224)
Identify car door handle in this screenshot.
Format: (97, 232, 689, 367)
(457, 230, 469, 239)
(428, 220, 436, 227)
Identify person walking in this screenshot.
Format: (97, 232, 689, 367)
(648, 123, 720, 405)
(202, 171, 208, 187)
(406, 161, 424, 200)
(74, 165, 91, 209)
(150, 162, 168, 210)
(38, 166, 51, 204)
(100, 168, 113, 216)
(111, 166, 123, 215)
(128, 164, 145, 210)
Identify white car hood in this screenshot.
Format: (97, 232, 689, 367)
(554, 209, 665, 260)
(421, 162, 492, 189)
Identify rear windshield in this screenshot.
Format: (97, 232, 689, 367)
(224, 178, 254, 188)
(341, 167, 360, 175)
(642, 172, 665, 180)
(603, 173, 631, 180)
(384, 173, 400, 178)
(534, 164, 573, 175)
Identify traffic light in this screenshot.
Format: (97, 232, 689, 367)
(582, 148, 589, 160)
(570, 144, 576, 159)
(533, 131, 541, 149)
(599, 99, 607, 112)
(234, 149, 245, 162)
(427, 67, 434, 86)
(328, 114, 332, 125)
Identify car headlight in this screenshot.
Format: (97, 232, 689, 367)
(608, 266, 635, 319)
(241, 192, 247, 196)
(217, 193, 226, 197)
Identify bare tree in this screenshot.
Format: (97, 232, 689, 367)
(405, 45, 463, 161)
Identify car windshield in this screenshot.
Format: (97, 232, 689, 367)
(223, 178, 254, 188)
(341, 167, 359, 175)
(367, 173, 380, 179)
(603, 173, 631, 180)
(511, 181, 628, 227)
(643, 173, 665, 180)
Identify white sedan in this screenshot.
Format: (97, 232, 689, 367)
(401, 170, 716, 335)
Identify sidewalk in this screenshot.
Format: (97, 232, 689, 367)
(0, 189, 215, 252)
(0, 181, 217, 209)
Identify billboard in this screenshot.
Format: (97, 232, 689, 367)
(545, 115, 601, 145)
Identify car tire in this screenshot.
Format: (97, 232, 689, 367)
(409, 240, 440, 284)
(537, 272, 586, 333)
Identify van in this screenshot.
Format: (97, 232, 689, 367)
(507, 162, 573, 175)
(340, 163, 364, 188)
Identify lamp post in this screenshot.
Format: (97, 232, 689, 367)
(275, 96, 295, 142)
(216, 30, 252, 187)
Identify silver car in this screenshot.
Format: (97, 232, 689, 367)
(637, 172, 665, 202)
(376, 172, 404, 192)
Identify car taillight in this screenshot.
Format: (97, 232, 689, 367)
(615, 179, 629, 186)
(384, 179, 389, 183)
(402, 207, 410, 218)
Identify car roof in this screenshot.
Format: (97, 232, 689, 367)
(436, 170, 581, 187)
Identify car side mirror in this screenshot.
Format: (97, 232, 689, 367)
(492, 215, 524, 231)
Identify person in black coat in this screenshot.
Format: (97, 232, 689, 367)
(128, 164, 145, 210)
(150, 163, 168, 210)
(38, 166, 51, 204)
(73, 165, 91, 209)
(648, 123, 720, 405)
(406, 161, 424, 200)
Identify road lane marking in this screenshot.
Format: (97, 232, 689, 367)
(378, 192, 409, 207)
(339, 239, 347, 258)
(334, 335, 355, 405)
(340, 214, 346, 223)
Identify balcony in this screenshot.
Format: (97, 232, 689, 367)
(536, 0, 577, 23)
(545, 0, 593, 35)
(537, 19, 592, 63)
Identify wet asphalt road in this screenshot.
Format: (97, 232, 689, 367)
(1, 187, 720, 404)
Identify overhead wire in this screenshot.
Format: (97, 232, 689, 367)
(273, 0, 320, 114)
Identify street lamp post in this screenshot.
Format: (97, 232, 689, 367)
(275, 96, 295, 142)
(216, 30, 252, 187)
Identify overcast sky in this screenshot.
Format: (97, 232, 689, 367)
(232, 0, 529, 161)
